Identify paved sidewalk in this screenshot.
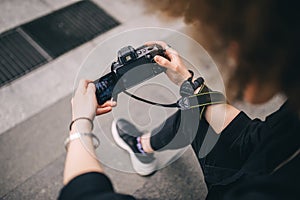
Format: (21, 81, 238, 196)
(0, 1, 207, 199)
(0, 1, 285, 199)
(0, 94, 207, 199)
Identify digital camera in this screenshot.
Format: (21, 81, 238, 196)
(94, 44, 167, 105)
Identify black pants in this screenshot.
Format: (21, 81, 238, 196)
(149, 108, 255, 189)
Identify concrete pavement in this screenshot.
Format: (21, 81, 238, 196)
(0, 0, 285, 199)
(0, 1, 207, 199)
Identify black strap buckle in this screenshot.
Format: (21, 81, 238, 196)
(177, 97, 191, 110)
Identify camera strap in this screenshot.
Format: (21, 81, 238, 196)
(177, 91, 226, 110)
(123, 90, 178, 108)
(123, 86, 226, 110)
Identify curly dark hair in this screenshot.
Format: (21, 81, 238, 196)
(145, 0, 300, 109)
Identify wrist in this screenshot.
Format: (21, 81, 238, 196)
(70, 120, 93, 134)
(70, 118, 94, 134)
(194, 83, 203, 94)
(177, 70, 193, 86)
(182, 71, 193, 82)
(65, 132, 99, 151)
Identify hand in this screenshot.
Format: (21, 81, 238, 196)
(145, 41, 191, 86)
(71, 79, 116, 121)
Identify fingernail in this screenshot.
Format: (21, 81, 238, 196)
(111, 101, 117, 106)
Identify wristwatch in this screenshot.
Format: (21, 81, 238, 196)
(180, 70, 204, 97)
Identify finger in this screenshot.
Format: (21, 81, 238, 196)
(145, 41, 179, 61)
(87, 82, 96, 94)
(96, 107, 112, 115)
(145, 41, 167, 47)
(148, 42, 178, 60)
(111, 101, 117, 107)
(77, 79, 89, 94)
(145, 41, 170, 49)
(164, 47, 179, 59)
(99, 101, 117, 108)
(154, 55, 174, 70)
(146, 41, 177, 56)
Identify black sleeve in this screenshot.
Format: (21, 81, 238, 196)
(214, 111, 265, 162)
(206, 102, 288, 169)
(198, 111, 264, 171)
(223, 177, 299, 200)
(58, 172, 136, 200)
(217, 102, 291, 161)
(224, 153, 300, 200)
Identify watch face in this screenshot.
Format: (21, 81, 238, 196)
(180, 80, 194, 96)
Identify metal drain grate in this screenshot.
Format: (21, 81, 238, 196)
(0, 29, 48, 86)
(0, 0, 120, 87)
(21, 0, 120, 58)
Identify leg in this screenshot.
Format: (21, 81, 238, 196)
(112, 107, 201, 175)
(143, 107, 202, 152)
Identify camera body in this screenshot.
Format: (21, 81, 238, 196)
(94, 44, 167, 105)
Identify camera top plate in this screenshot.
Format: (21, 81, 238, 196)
(111, 44, 166, 72)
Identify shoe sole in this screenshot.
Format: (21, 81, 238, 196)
(111, 120, 157, 176)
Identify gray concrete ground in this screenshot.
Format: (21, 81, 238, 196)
(0, 0, 285, 200)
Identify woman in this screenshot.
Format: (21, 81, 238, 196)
(59, 0, 299, 199)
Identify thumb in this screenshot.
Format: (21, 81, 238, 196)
(87, 83, 96, 94)
(154, 55, 173, 70)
